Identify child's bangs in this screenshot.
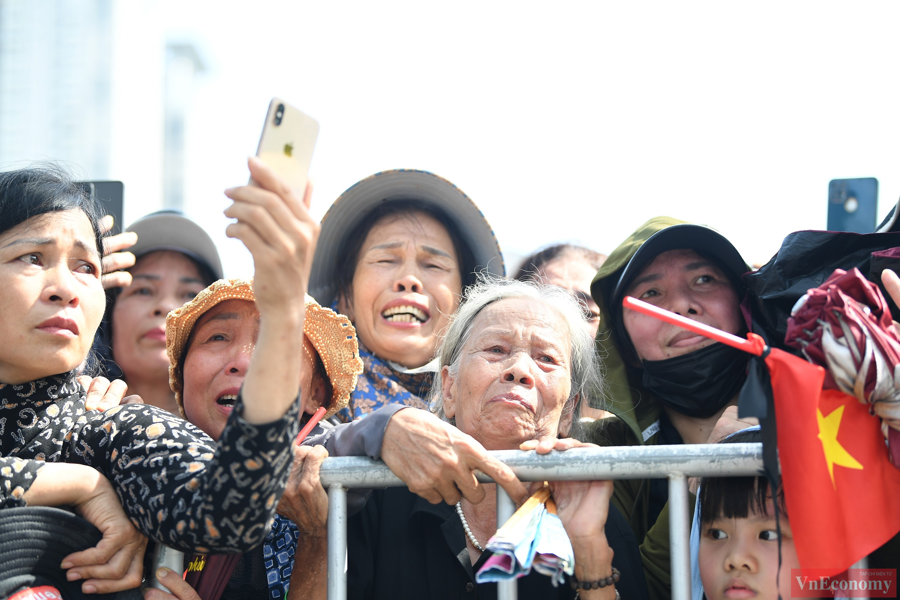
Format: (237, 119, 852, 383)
(699, 475, 776, 524)
(698, 428, 787, 524)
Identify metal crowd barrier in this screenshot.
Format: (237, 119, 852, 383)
(148, 443, 763, 598)
(319, 442, 764, 600)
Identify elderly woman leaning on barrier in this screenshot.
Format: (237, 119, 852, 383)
(0, 160, 314, 594)
(290, 278, 649, 600)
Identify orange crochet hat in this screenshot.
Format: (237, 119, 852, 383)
(166, 278, 362, 419)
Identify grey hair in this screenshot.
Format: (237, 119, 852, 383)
(430, 276, 605, 439)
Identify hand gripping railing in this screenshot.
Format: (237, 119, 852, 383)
(317, 442, 764, 600)
(148, 443, 763, 597)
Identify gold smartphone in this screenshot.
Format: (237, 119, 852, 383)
(252, 98, 320, 197)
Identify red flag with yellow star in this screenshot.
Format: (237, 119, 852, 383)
(771, 348, 900, 576)
(620, 295, 900, 575)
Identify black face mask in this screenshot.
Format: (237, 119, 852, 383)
(641, 342, 749, 419)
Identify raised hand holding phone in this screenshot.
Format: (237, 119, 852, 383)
(252, 98, 319, 199)
(226, 157, 317, 309)
(221, 98, 320, 427)
(222, 156, 318, 428)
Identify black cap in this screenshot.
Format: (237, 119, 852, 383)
(611, 223, 749, 309)
(0, 507, 142, 600)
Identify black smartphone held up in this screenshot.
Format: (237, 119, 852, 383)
(80, 181, 124, 235)
(827, 177, 878, 234)
(78, 181, 125, 235)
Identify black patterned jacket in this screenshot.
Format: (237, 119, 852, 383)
(0, 371, 299, 553)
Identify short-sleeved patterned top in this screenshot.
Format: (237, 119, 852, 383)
(0, 371, 300, 554)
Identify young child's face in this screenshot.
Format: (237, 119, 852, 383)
(699, 498, 800, 600)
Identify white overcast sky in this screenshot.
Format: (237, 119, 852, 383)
(149, 1, 900, 277)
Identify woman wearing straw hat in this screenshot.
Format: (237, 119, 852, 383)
(145, 280, 363, 600)
(309, 170, 505, 422)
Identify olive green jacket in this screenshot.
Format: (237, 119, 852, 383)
(578, 216, 694, 600)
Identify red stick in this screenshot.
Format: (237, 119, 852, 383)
(296, 406, 327, 444)
(622, 296, 765, 357)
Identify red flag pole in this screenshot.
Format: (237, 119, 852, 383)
(622, 296, 765, 357)
(296, 406, 327, 445)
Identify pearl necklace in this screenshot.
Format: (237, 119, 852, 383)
(455, 502, 485, 552)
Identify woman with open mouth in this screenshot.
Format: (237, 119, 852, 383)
(309, 170, 505, 421)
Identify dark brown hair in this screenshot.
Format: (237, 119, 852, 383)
(0, 166, 104, 255)
(514, 243, 606, 282)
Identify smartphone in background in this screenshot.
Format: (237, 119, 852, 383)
(79, 181, 124, 235)
(827, 177, 878, 233)
(253, 98, 319, 197)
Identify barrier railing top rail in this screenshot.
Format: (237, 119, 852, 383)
(149, 443, 766, 600)
(318, 442, 765, 488)
(321, 442, 765, 600)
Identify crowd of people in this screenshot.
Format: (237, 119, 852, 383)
(0, 157, 898, 600)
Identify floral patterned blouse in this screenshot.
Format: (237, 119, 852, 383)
(336, 344, 434, 422)
(0, 371, 299, 554)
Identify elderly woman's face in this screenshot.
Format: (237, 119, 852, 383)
(441, 297, 574, 450)
(0, 210, 104, 384)
(341, 211, 462, 368)
(181, 299, 326, 440)
(623, 249, 742, 362)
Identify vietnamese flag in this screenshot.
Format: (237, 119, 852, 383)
(771, 348, 900, 576)
(620, 296, 900, 575)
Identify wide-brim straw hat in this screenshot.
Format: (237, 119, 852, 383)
(166, 278, 362, 419)
(309, 169, 506, 308)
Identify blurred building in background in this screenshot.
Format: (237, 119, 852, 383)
(0, 0, 114, 176)
(0, 0, 205, 220)
(163, 43, 205, 211)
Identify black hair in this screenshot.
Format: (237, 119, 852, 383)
(513, 243, 607, 282)
(333, 200, 477, 306)
(0, 166, 106, 376)
(0, 166, 104, 255)
(699, 429, 787, 524)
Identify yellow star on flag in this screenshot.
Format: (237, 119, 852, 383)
(817, 405, 863, 488)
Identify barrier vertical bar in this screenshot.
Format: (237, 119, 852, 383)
(496, 487, 518, 600)
(668, 474, 691, 600)
(328, 484, 348, 600)
(835, 556, 870, 600)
